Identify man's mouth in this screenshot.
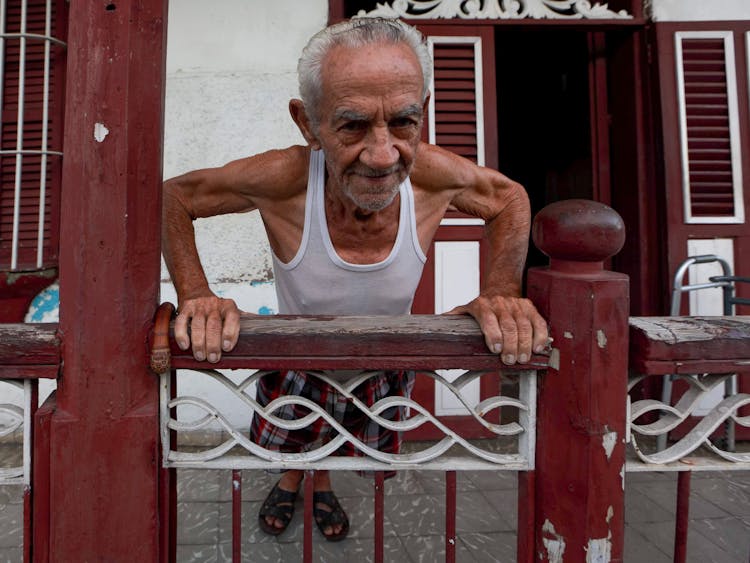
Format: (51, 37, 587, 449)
(351, 165, 402, 179)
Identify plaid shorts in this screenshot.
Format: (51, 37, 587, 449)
(250, 370, 415, 472)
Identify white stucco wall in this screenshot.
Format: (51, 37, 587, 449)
(650, 0, 750, 21)
(161, 0, 328, 315)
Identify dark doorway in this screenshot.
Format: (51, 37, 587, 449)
(495, 29, 593, 268)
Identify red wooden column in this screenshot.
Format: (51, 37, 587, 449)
(40, 2, 168, 561)
(527, 199, 629, 562)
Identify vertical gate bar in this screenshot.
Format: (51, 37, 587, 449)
(11, 0, 28, 270)
(674, 471, 691, 563)
(159, 369, 177, 563)
(23, 486, 31, 563)
(516, 470, 535, 563)
(169, 371, 177, 563)
(0, 0, 7, 177)
(158, 462, 172, 563)
(304, 470, 314, 563)
(445, 470, 456, 563)
(169, 467, 177, 563)
(232, 469, 242, 563)
(0, 0, 8, 251)
(23, 379, 37, 563)
(374, 471, 385, 563)
(36, 0, 53, 268)
(516, 370, 536, 563)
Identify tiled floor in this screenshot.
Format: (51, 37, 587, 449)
(173, 467, 750, 563)
(1, 451, 749, 562)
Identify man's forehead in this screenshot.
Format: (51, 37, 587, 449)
(323, 40, 422, 79)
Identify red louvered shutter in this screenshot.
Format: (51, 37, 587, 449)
(0, 0, 66, 271)
(676, 32, 743, 223)
(430, 39, 481, 163)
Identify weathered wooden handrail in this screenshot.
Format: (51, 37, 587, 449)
(0, 323, 60, 378)
(149, 306, 550, 373)
(629, 315, 750, 374)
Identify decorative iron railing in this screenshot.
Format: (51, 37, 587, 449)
(153, 310, 542, 473)
(161, 368, 538, 471)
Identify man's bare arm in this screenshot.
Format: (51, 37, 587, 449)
(412, 144, 548, 364)
(162, 146, 308, 362)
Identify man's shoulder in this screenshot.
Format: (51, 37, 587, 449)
(252, 144, 310, 174)
(410, 142, 476, 193)
(235, 145, 311, 199)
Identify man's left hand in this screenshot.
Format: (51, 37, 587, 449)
(447, 295, 549, 365)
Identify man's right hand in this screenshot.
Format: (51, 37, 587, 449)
(174, 294, 241, 363)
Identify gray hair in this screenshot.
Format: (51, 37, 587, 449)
(298, 17, 433, 128)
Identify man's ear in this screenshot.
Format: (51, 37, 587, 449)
(422, 92, 431, 118)
(289, 99, 321, 150)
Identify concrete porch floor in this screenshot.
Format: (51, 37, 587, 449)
(1, 455, 748, 562)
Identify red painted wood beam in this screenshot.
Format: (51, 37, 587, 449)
(303, 470, 314, 563)
(674, 472, 691, 563)
(374, 471, 385, 563)
(44, 1, 168, 561)
(150, 311, 549, 372)
(0, 323, 59, 379)
(629, 316, 750, 367)
(445, 471, 457, 563)
(527, 199, 629, 562)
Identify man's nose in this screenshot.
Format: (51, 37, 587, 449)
(361, 126, 399, 170)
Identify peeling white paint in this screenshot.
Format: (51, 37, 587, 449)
(94, 122, 109, 142)
(563, 331, 573, 339)
(602, 429, 617, 460)
(585, 537, 612, 562)
(542, 519, 566, 563)
(596, 329, 607, 348)
(548, 348, 560, 370)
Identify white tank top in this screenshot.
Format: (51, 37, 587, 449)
(272, 149, 427, 315)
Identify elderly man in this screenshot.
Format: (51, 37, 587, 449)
(162, 17, 547, 541)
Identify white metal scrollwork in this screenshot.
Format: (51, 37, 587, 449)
(0, 380, 31, 485)
(160, 369, 537, 471)
(358, 0, 632, 20)
(628, 374, 750, 468)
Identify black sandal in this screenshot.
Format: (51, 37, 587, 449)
(258, 480, 299, 536)
(313, 490, 350, 542)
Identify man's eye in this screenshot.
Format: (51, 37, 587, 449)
(391, 118, 417, 129)
(340, 121, 365, 132)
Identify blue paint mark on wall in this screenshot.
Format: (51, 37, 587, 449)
(257, 306, 275, 315)
(26, 281, 60, 322)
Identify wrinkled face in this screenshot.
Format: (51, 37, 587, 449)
(313, 42, 426, 211)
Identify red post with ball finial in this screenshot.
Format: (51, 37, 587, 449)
(527, 199, 629, 562)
